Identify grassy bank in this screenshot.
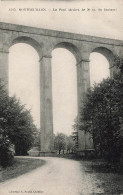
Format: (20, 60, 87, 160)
(0, 157, 45, 183)
(80, 159, 123, 195)
(57, 154, 123, 194)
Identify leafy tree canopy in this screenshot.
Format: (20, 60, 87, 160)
(0, 80, 38, 156)
(74, 56, 123, 161)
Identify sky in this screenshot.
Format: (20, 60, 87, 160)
(0, 0, 123, 135)
(0, 0, 123, 39)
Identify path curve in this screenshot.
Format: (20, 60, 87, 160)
(0, 157, 103, 195)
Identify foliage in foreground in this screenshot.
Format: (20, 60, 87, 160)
(0, 81, 38, 167)
(74, 56, 123, 161)
(80, 160, 123, 195)
(0, 138, 14, 168)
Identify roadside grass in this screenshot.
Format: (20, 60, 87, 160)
(0, 157, 45, 183)
(80, 159, 123, 195)
(57, 153, 123, 194)
(54, 153, 82, 160)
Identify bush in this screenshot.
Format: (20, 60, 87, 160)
(0, 141, 14, 168)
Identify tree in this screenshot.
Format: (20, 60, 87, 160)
(54, 133, 66, 154)
(66, 136, 75, 154)
(74, 56, 123, 161)
(33, 128, 40, 148)
(71, 131, 78, 150)
(0, 83, 14, 167)
(0, 121, 14, 167)
(54, 133, 77, 154)
(0, 80, 38, 158)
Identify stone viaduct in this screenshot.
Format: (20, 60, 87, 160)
(0, 22, 123, 156)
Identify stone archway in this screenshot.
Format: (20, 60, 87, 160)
(9, 43, 40, 128)
(11, 36, 42, 56)
(52, 45, 78, 138)
(91, 47, 115, 77)
(54, 42, 81, 62)
(52, 41, 81, 109)
(40, 42, 81, 155)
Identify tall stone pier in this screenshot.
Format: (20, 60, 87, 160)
(0, 22, 123, 156)
(39, 55, 54, 155)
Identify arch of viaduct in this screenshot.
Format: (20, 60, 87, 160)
(0, 22, 123, 156)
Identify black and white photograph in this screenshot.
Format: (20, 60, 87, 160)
(0, 0, 123, 194)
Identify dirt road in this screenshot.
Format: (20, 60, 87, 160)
(0, 157, 104, 195)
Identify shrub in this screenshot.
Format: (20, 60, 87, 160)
(0, 138, 14, 168)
